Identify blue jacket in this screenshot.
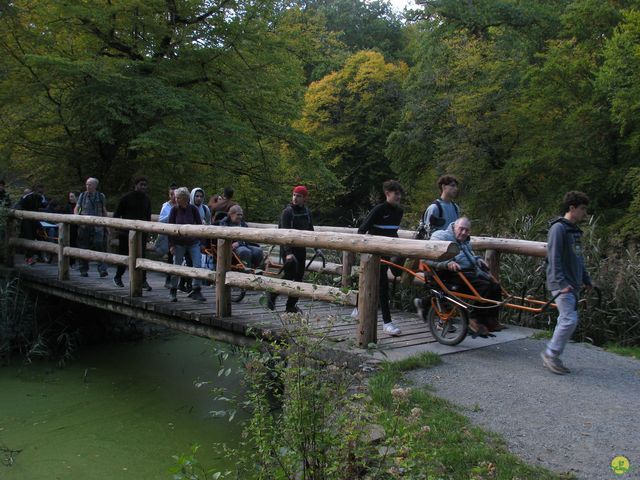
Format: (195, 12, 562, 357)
(430, 222, 482, 271)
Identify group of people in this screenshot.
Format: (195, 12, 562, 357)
(10, 174, 591, 374)
(358, 175, 591, 376)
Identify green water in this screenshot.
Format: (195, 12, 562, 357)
(0, 333, 246, 479)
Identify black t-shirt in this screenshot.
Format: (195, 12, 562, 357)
(358, 202, 404, 238)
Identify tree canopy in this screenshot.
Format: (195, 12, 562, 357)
(2, 0, 640, 238)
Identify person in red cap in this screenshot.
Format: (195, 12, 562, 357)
(267, 185, 314, 313)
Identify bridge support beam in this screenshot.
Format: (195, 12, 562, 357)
(129, 230, 143, 297)
(357, 253, 380, 347)
(342, 251, 355, 288)
(58, 223, 70, 281)
(216, 238, 232, 317)
(4, 216, 15, 268)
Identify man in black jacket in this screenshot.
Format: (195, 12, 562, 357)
(267, 185, 314, 313)
(112, 176, 152, 290)
(358, 180, 404, 336)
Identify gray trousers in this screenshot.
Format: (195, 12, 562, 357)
(546, 290, 579, 358)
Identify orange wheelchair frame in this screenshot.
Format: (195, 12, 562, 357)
(381, 258, 559, 345)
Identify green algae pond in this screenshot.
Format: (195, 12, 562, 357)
(0, 333, 246, 479)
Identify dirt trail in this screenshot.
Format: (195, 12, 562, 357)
(407, 338, 640, 479)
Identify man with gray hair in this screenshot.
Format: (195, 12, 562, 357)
(74, 177, 108, 278)
(414, 216, 503, 336)
(219, 205, 263, 268)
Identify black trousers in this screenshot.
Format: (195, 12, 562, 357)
(115, 232, 147, 281)
(428, 271, 501, 324)
(270, 248, 306, 310)
(379, 261, 392, 323)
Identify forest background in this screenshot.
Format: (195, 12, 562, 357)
(2, 0, 640, 240)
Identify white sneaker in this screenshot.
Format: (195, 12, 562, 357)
(414, 298, 427, 322)
(383, 322, 401, 336)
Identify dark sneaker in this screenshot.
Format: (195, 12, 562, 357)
(99, 271, 108, 278)
(414, 298, 427, 322)
(285, 305, 303, 314)
(178, 282, 192, 294)
(80, 272, 88, 277)
(142, 281, 152, 292)
(169, 288, 178, 302)
(113, 276, 124, 288)
(541, 352, 570, 375)
(189, 289, 206, 302)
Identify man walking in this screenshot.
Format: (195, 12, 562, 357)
(267, 185, 314, 313)
(420, 174, 460, 239)
(112, 176, 152, 290)
(357, 180, 404, 336)
(541, 191, 593, 375)
(74, 177, 109, 277)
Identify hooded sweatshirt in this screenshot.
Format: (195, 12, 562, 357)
(546, 217, 592, 292)
(190, 187, 211, 225)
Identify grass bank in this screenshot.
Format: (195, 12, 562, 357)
(366, 352, 569, 479)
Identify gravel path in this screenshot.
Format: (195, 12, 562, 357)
(406, 338, 640, 479)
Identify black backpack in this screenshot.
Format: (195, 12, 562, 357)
(415, 199, 459, 240)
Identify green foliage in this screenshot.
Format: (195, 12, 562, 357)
(0, 0, 314, 218)
(0, 278, 38, 363)
(497, 213, 640, 347)
(387, 0, 640, 237)
(297, 50, 408, 223)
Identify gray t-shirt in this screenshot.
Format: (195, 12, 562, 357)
(423, 200, 459, 235)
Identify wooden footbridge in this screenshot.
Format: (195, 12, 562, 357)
(5, 210, 547, 360)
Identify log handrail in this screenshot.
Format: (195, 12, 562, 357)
(6, 208, 546, 347)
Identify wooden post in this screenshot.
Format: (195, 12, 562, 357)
(484, 249, 501, 281)
(216, 238, 232, 318)
(58, 223, 70, 281)
(129, 230, 143, 297)
(341, 251, 355, 287)
(4, 216, 15, 267)
(357, 253, 380, 347)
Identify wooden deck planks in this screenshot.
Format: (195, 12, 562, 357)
(12, 259, 437, 352)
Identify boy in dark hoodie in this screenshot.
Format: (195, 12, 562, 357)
(542, 191, 593, 375)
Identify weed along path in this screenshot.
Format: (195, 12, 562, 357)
(406, 338, 640, 480)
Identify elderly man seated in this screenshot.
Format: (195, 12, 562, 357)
(218, 205, 263, 268)
(414, 216, 504, 335)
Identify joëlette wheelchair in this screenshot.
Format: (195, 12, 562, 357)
(381, 258, 559, 346)
(203, 243, 326, 303)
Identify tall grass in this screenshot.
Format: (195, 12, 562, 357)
(499, 213, 640, 347)
(0, 277, 81, 365)
(0, 277, 38, 363)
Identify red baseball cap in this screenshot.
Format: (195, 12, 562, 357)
(293, 185, 308, 197)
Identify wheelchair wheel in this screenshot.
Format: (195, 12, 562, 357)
(427, 298, 468, 346)
(231, 287, 246, 303)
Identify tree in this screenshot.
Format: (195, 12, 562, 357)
(297, 50, 408, 223)
(0, 0, 312, 217)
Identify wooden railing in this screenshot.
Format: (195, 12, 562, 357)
(6, 210, 467, 346)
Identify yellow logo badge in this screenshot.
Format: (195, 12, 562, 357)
(611, 455, 630, 476)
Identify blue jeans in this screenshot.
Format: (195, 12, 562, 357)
(171, 244, 202, 289)
(235, 245, 263, 268)
(546, 290, 579, 358)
